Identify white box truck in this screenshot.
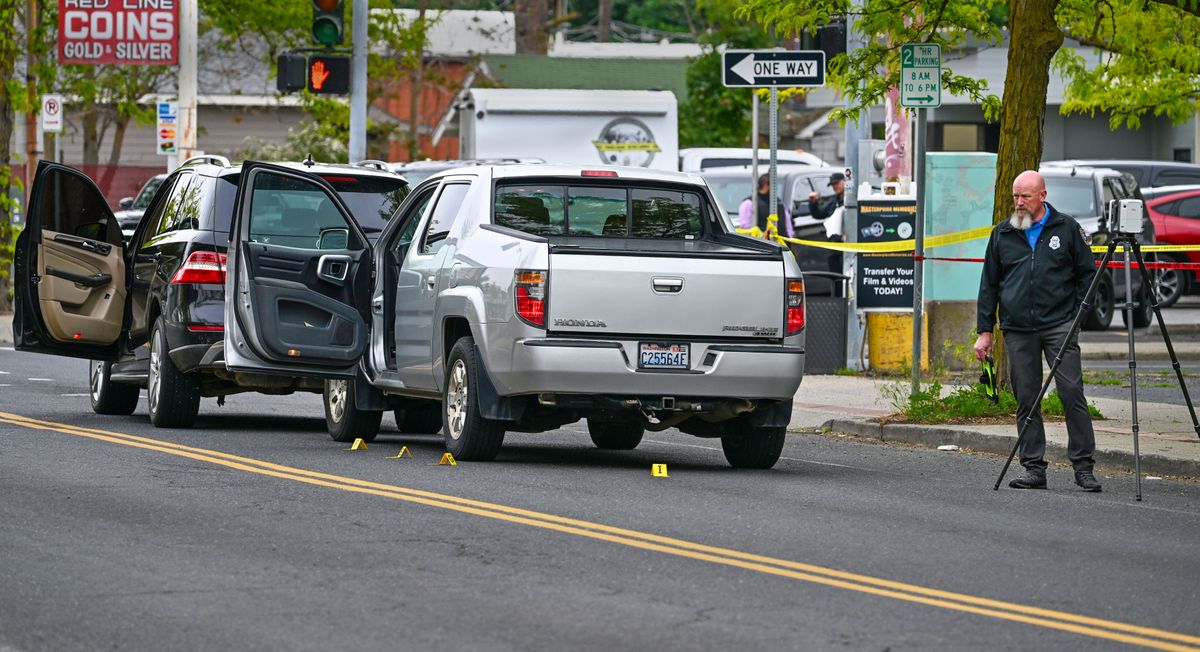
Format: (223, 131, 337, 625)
(458, 88, 679, 171)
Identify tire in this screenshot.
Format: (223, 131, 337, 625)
(1122, 277, 1154, 329)
(1081, 271, 1114, 331)
(394, 401, 442, 434)
(587, 418, 645, 450)
(1154, 259, 1188, 308)
(89, 359, 139, 416)
(324, 378, 382, 443)
(147, 317, 201, 428)
(720, 419, 786, 469)
(443, 336, 505, 461)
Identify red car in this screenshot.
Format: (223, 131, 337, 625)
(1144, 185, 1200, 307)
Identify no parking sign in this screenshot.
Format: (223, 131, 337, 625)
(41, 94, 64, 133)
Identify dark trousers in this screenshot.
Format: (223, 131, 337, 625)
(1006, 321, 1096, 473)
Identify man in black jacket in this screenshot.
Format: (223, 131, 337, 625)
(974, 170, 1103, 492)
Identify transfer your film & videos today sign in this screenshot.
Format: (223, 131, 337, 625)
(58, 0, 179, 65)
(856, 199, 918, 310)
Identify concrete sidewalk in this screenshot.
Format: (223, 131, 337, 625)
(791, 373, 1200, 479)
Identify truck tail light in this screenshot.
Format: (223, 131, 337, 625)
(515, 269, 547, 327)
(171, 251, 227, 285)
(786, 278, 805, 335)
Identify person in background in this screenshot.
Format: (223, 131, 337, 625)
(739, 174, 793, 239)
(808, 171, 846, 239)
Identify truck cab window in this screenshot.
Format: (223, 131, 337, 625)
(419, 183, 470, 255)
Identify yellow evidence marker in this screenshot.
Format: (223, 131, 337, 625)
(438, 452, 457, 466)
(651, 463, 669, 478)
(387, 446, 414, 459)
(346, 438, 368, 451)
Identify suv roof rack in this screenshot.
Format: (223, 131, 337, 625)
(353, 159, 392, 172)
(180, 154, 231, 169)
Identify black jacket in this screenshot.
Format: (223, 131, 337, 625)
(976, 205, 1096, 334)
(809, 193, 844, 221)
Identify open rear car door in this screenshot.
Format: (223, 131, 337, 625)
(223, 162, 371, 378)
(14, 162, 129, 361)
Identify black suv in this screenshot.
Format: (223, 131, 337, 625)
(14, 156, 409, 427)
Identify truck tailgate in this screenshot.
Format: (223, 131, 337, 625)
(547, 251, 784, 339)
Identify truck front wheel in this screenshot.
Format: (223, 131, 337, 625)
(444, 337, 505, 461)
(324, 378, 382, 443)
(721, 420, 786, 469)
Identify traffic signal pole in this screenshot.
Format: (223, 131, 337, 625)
(348, 0, 367, 162)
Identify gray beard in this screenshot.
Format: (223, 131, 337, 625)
(1009, 212, 1033, 230)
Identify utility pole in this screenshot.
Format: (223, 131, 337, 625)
(348, 0, 367, 162)
(843, 3, 870, 371)
(169, 0, 198, 170)
(25, 0, 39, 204)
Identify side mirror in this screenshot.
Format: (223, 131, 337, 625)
(317, 227, 349, 250)
(118, 197, 134, 209)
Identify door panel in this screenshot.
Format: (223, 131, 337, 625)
(14, 161, 129, 361)
(224, 163, 372, 378)
(37, 231, 126, 344)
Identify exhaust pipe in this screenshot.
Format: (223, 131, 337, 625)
(640, 399, 755, 432)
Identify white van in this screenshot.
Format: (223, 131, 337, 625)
(458, 88, 679, 171)
(679, 147, 827, 172)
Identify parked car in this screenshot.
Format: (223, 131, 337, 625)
(389, 158, 541, 186)
(1039, 164, 1157, 329)
(13, 156, 410, 428)
(1043, 159, 1200, 191)
(698, 164, 846, 295)
(679, 147, 827, 171)
(1142, 184, 1200, 306)
(219, 163, 805, 468)
(114, 173, 168, 237)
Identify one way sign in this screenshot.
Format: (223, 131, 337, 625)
(722, 50, 826, 88)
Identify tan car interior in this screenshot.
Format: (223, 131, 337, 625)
(37, 231, 126, 346)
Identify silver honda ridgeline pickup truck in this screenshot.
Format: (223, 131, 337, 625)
(223, 163, 806, 468)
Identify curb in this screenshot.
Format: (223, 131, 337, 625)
(821, 418, 1200, 479)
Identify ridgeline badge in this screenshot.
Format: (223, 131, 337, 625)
(593, 117, 661, 167)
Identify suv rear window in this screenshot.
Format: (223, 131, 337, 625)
(209, 173, 408, 235)
(494, 183, 703, 239)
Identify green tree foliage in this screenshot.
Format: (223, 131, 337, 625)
(679, 1, 772, 148)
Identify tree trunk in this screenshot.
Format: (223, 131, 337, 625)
(514, 0, 549, 54)
(96, 114, 129, 196)
(596, 0, 612, 42)
(0, 5, 14, 313)
(990, 0, 1063, 384)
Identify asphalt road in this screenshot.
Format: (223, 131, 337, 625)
(2, 347, 1200, 652)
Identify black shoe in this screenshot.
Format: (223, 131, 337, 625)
(1008, 470, 1047, 490)
(1074, 471, 1103, 492)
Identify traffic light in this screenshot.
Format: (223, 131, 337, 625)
(276, 53, 307, 93)
(307, 55, 350, 95)
(312, 0, 345, 46)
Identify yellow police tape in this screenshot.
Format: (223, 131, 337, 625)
(736, 217, 1200, 254)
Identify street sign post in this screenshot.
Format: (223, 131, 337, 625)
(900, 43, 941, 108)
(900, 42, 940, 392)
(41, 94, 63, 134)
(722, 50, 826, 88)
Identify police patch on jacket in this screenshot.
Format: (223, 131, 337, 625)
(1049, 235, 1061, 250)
(1080, 226, 1089, 244)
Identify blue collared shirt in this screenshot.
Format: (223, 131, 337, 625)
(1026, 204, 1050, 250)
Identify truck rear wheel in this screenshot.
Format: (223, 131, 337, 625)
(324, 378, 382, 443)
(587, 418, 645, 450)
(444, 337, 505, 461)
(721, 421, 786, 469)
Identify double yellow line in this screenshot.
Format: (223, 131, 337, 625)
(3, 410, 1198, 651)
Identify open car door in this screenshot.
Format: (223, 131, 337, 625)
(223, 162, 371, 378)
(13, 162, 129, 361)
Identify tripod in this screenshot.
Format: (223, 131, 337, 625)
(994, 234, 1200, 500)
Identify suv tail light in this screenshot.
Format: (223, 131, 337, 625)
(786, 278, 805, 335)
(515, 269, 547, 327)
(171, 251, 227, 285)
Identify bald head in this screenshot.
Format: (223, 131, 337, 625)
(1011, 169, 1048, 226)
